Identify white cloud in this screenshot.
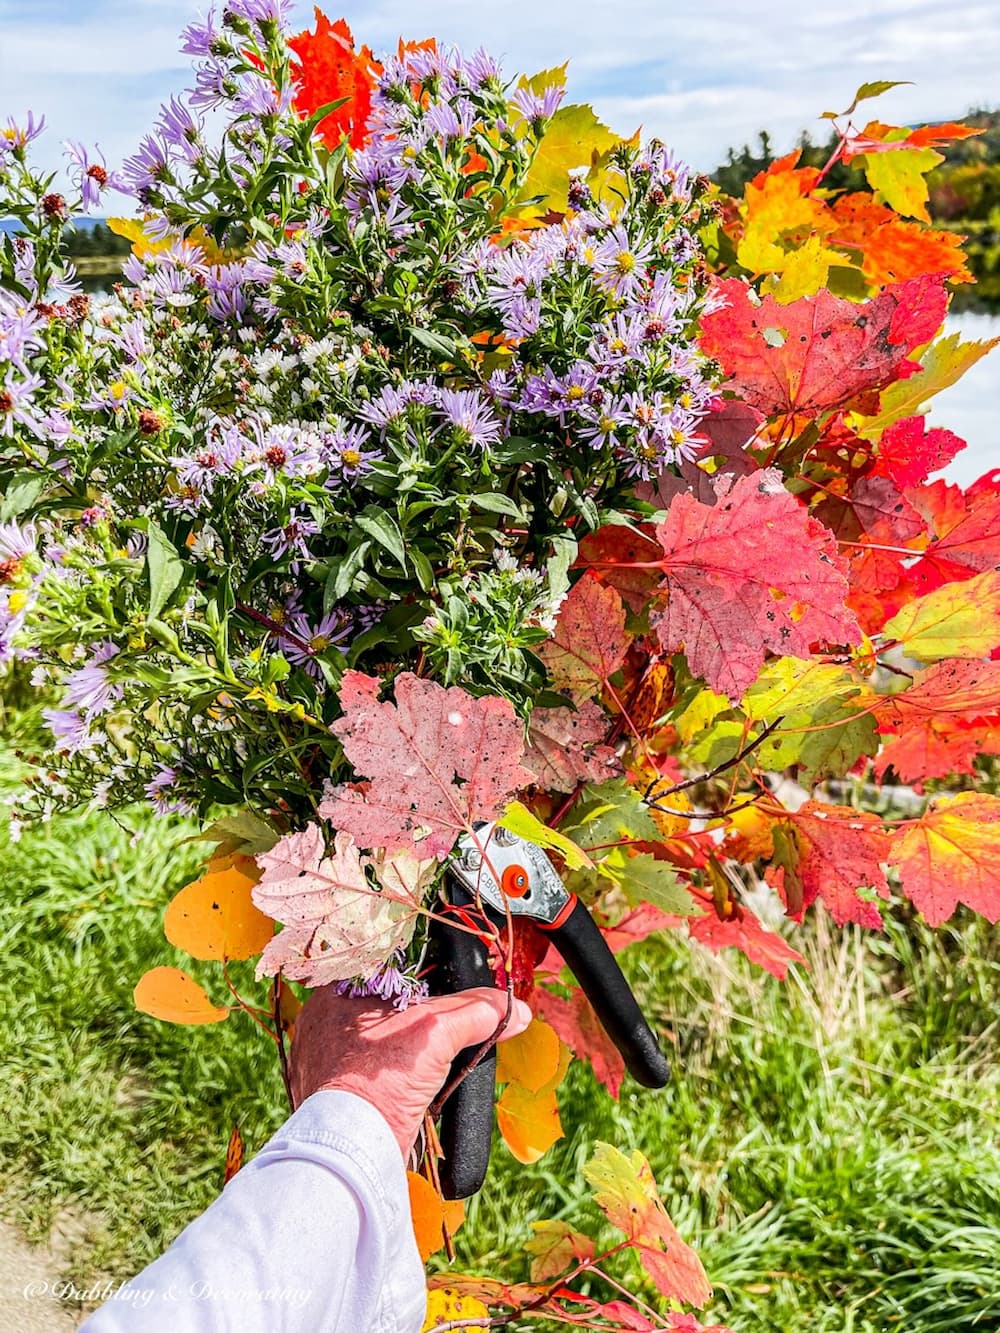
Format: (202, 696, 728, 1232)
(0, 0, 996, 188)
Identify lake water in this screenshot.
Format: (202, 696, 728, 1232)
(935, 311, 999, 486)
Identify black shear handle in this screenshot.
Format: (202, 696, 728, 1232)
(428, 882, 497, 1200)
(546, 897, 670, 1089)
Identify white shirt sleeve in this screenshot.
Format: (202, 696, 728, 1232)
(80, 1090, 427, 1333)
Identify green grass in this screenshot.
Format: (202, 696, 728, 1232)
(0, 711, 997, 1328)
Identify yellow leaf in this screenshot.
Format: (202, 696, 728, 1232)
(497, 1083, 563, 1163)
(107, 216, 238, 265)
(768, 235, 845, 303)
(164, 857, 274, 962)
(407, 1172, 465, 1262)
(737, 166, 833, 277)
(743, 658, 872, 722)
(882, 569, 1000, 661)
(515, 103, 622, 214)
(421, 1287, 489, 1332)
(857, 331, 1000, 438)
(496, 1017, 561, 1093)
(133, 966, 229, 1025)
(861, 146, 943, 221)
(497, 801, 593, 870)
(674, 687, 730, 743)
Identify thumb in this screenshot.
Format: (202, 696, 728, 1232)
(425, 988, 533, 1062)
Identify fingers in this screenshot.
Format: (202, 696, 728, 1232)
(421, 988, 532, 1060)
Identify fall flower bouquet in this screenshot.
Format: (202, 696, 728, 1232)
(0, 0, 716, 995)
(4, 1, 1000, 1324)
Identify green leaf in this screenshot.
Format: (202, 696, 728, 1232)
(355, 509, 407, 569)
(598, 847, 698, 916)
(861, 146, 943, 221)
(468, 492, 524, 518)
(821, 80, 911, 119)
(563, 780, 661, 853)
(146, 522, 184, 620)
(192, 811, 280, 858)
(0, 471, 46, 522)
(409, 547, 435, 593)
(498, 800, 593, 871)
(326, 540, 371, 607)
(303, 95, 349, 134)
(407, 326, 459, 359)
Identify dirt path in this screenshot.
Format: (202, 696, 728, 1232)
(0, 1221, 81, 1333)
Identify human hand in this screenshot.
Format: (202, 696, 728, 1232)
(288, 987, 532, 1159)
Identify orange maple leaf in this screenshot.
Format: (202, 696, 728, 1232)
(288, 10, 381, 150)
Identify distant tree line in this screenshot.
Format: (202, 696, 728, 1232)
(63, 223, 132, 259)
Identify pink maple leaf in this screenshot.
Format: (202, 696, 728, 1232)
(524, 699, 621, 793)
(321, 671, 534, 858)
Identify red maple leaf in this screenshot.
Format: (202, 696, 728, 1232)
(781, 801, 891, 929)
(577, 525, 662, 614)
(651, 469, 861, 700)
(288, 11, 380, 150)
(321, 671, 533, 858)
(813, 472, 925, 546)
(874, 414, 965, 487)
(688, 909, 805, 980)
(533, 985, 626, 1099)
(874, 660, 1000, 782)
(524, 700, 620, 794)
(889, 792, 1000, 926)
(539, 572, 632, 703)
(699, 274, 947, 419)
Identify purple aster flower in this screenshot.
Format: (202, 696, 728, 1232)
(2, 111, 45, 153)
(121, 135, 172, 196)
(0, 520, 36, 562)
(425, 98, 476, 143)
(0, 301, 45, 372)
(579, 400, 627, 452)
(249, 424, 324, 482)
(463, 47, 503, 90)
(519, 362, 600, 426)
(592, 226, 654, 301)
(232, 76, 293, 120)
(335, 952, 428, 1011)
(510, 84, 565, 128)
(189, 61, 233, 111)
(63, 641, 121, 717)
(225, 0, 293, 28)
(171, 426, 244, 492)
(145, 765, 196, 817)
(157, 96, 204, 165)
(283, 609, 352, 679)
(43, 707, 89, 754)
(63, 142, 123, 211)
(357, 382, 431, 435)
(437, 389, 502, 450)
(205, 264, 249, 321)
(180, 8, 225, 56)
(0, 370, 45, 438)
(262, 509, 321, 565)
(588, 311, 647, 371)
(323, 424, 382, 479)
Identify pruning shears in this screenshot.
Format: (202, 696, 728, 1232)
(429, 822, 671, 1199)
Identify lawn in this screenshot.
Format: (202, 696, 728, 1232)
(0, 701, 997, 1329)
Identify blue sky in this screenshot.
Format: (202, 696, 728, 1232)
(1, 0, 998, 190)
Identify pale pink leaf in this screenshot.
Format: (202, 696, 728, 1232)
(524, 699, 621, 793)
(321, 671, 533, 858)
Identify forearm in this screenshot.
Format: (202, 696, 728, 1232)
(80, 1091, 426, 1333)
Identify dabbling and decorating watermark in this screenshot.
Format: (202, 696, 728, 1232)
(22, 1278, 313, 1312)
